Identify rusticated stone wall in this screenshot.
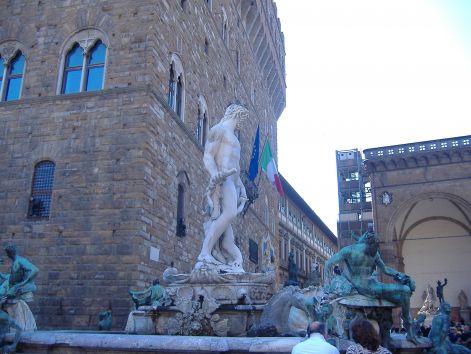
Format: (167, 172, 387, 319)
(0, 0, 285, 329)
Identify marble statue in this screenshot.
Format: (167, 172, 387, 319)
(195, 103, 249, 273)
(162, 262, 179, 285)
(428, 301, 471, 354)
(129, 279, 165, 309)
(418, 284, 438, 316)
(0, 245, 38, 301)
(324, 224, 418, 343)
(459, 290, 468, 310)
(436, 279, 447, 304)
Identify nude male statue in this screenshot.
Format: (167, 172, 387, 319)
(196, 103, 249, 272)
(324, 225, 418, 343)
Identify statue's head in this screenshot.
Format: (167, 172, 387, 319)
(222, 103, 249, 127)
(359, 227, 380, 256)
(4, 244, 17, 259)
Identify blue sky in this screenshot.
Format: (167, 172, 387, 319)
(275, 0, 471, 234)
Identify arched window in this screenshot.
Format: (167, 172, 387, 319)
(61, 40, 106, 94)
(236, 48, 240, 73)
(168, 54, 185, 120)
(221, 7, 228, 45)
(176, 171, 190, 237)
(0, 51, 25, 101)
(62, 44, 83, 94)
(29, 161, 56, 218)
(196, 95, 208, 146)
(176, 183, 186, 237)
(86, 41, 106, 91)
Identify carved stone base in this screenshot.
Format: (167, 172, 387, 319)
(126, 270, 275, 336)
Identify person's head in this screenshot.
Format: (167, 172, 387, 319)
(4, 244, 17, 259)
(437, 280, 441, 286)
(351, 318, 380, 351)
(152, 279, 160, 286)
(306, 321, 326, 338)
(221, 103, 249, 128)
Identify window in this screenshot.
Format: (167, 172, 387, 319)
(176, 171, 189, 237)
(236, 49, 240, 73)
(176, 183, 186, 237)
(221, 8, 228, 45)
(344, 171, 359, 182)
(0, 51, 25, 101)
(196, 95, 208, 146)
(29, 161, 55, 218)
(249, 239, 258, 264)
(168, 54, 185, 120)
(61, 40, 106, 94)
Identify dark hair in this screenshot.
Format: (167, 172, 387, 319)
(351, 318, 380, 351)
(306, 322, 325, 337)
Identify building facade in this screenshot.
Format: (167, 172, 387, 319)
(364, 135, 471, 317)
(278, 175, 337, 287)
(336, 149, 372, 249)
(0, 0, 286, 329)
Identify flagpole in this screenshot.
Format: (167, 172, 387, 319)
(255, 134, 269, 187)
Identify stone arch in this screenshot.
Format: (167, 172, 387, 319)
(0, 40, 28, 63)
(385, 192, 471, 309)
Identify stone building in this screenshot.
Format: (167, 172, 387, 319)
(0, 0, 286, 329)
(336, 149, 372, 249)
(278, 174, 337, 287)
(363, 135, 471, 317)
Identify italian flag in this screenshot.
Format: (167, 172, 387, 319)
(260, 140, 284, 196)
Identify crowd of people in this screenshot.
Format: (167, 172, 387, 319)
(448, 322, 471, 349)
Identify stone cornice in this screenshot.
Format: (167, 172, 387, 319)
(364, 136, 471, 172)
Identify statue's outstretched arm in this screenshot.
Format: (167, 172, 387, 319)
(375, 254, 400, 278)
(129, 287, 152, 297)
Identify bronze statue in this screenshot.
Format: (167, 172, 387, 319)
(0, 305, 22, 354)
(129, 279, 165, 309)
(428, 302, 471, 354)
(324, 224, 417, 343)
(436, 278, 447, 304)
(98, 310, 112, 331)
(0, 245, 38, 301)
(284, 251, 298, 286)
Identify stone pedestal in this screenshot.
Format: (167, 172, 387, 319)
(126, 270, 275, 337)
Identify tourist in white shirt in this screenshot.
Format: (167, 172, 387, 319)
(291, 321, 340, 354)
